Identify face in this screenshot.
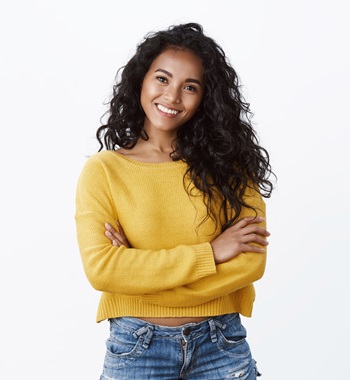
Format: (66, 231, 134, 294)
(140, 48, 204, 136)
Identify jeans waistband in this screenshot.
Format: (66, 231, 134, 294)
(110, 313, 241, 338)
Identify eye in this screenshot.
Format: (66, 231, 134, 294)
(156, 76, 168, 84)
(184, 85, 197, 92)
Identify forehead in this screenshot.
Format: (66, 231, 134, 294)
(148, 49, 204, 79)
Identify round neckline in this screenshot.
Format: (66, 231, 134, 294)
(104, 150, 187, 168)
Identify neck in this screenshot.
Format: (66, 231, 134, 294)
(119, 131, 177, 163)
(134, 139, 174, 162)
(142, 126, 177, 154)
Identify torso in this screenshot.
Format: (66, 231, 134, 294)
(115, 148, 212, 327)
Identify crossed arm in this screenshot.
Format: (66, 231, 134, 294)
(104, 212, 269, 307)
(105, 216, 269, 264)
(76, 157, 269, 305)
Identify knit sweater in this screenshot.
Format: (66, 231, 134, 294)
(75, 150, 267, 322)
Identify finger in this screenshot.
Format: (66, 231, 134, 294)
(116, 220, 127, 237)
(106, 221, 127, 241)
(241, 243, 266, 253)
(105, 229, 124, 242)
(242, 225, 270, 237)
(113, 236, 129, 247)
(244, 216, 265, 225)
(112, 239, 122, 247)
(105, 222, 122, 237)
(105, 231, 123, 247)
(105, 230, 115, 242)
(241, 233, 269, 246)
(105, 222, 117, 234)
(234, 216, 265, 229)
(105, 229, 122, 240)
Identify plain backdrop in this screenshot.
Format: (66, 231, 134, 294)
(1, 0, 349, 378)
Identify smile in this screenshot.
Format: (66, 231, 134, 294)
(156, 104, 180, 115)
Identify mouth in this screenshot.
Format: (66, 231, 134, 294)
(156, 103, 181, 116)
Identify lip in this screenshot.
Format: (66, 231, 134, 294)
(155, 103, 182, 118)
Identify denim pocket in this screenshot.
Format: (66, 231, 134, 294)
(215, 323, 251, 359)
(103, 320, 152, 371)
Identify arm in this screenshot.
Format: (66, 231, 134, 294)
(75, 157, 216, 296)
(139, 190, 268, 307)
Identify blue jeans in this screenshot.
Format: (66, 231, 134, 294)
(100, 313, 261, 379)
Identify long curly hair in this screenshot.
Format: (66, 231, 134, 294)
(97, 23, 274, 230)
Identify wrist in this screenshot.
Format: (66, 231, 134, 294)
(210, 243, 222, 264)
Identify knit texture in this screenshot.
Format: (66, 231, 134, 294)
(75, 151, 267, 322)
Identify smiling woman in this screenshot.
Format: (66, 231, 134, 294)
(75, 22, 274, 379)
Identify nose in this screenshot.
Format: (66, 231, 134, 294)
(164, 85, 181, 104)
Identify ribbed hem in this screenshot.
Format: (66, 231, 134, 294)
(96, 290, 255, 322)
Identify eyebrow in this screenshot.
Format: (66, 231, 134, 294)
(155, 69, 202, 87)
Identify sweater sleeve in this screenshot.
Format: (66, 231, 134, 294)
(75, 157, 216, 295)
(140, 189, 267, 307)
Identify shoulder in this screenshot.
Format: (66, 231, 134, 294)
(75, 151, 119, 213)
(80, 150, 119, 173)
(243, 185, 266, 213)
(77, 150, 140, 187)
(84, 150, 116, 165)
(77, 150, 118, 185)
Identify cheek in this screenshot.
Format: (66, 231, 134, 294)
(188, 97, 202, 114)
(140, 83, 159, 109)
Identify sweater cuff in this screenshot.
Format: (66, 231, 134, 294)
(140, 243, 216, 306)
(193, 242, 217, 280)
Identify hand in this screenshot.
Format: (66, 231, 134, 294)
(105, 221, 131, 248)
(211, 217, 270, 264)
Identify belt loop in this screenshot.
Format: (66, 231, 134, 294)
(142, 325, 154, 349)
(208, 318, 218, 343)
(133, 325, 148, 338)
(133, 325, 154, 349)
(214, 320, 226, 330)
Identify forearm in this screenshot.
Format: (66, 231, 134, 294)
(76, 211, 216, 295)
(141, 191, 268, 307)
(140, 250, 266, 307)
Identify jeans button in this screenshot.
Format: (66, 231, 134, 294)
(183, 327, 191, 336)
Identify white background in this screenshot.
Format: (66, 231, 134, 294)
(1, 0, 349, 378)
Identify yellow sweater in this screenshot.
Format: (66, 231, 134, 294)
(75, 151, 267, 322)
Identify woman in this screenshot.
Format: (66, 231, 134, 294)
(75, 22, 274, 379)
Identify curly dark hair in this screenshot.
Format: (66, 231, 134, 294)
(96, 22, 275, 230)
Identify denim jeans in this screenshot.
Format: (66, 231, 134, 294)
(100, 313, 261, 380)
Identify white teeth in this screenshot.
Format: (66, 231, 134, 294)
(157, 104, 179, 115)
